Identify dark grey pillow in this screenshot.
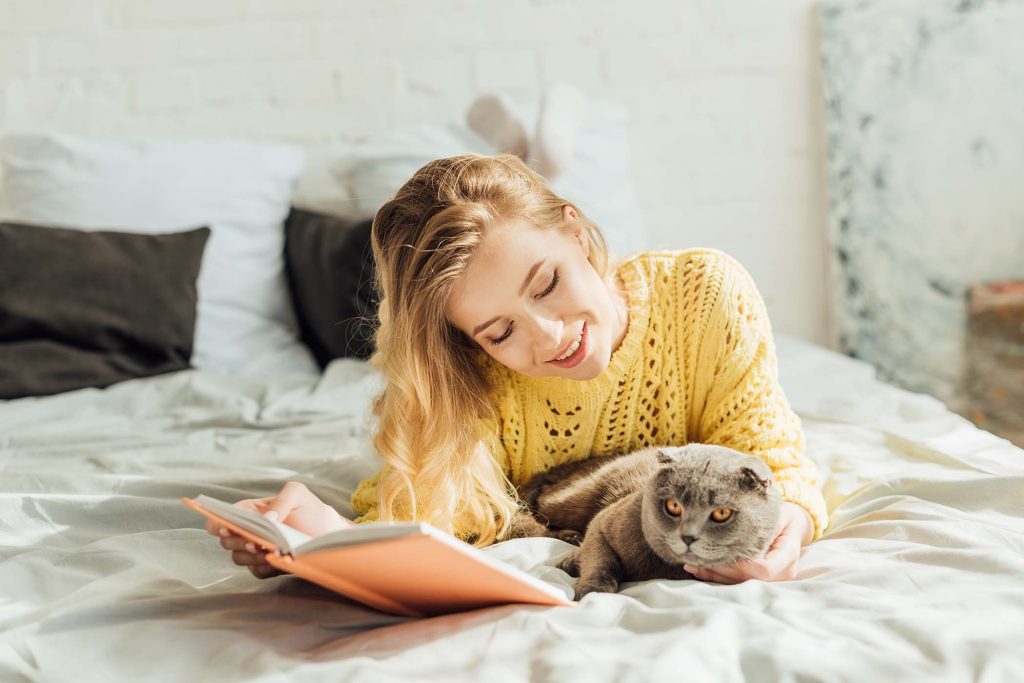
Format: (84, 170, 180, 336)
(0, 221, 210, 400)
(284, 209, 378, 367)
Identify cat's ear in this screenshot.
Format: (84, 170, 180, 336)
(738, 466, 771, 493)
(655, 448, 677, 465)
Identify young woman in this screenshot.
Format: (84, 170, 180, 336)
(208, 154, 829, 585)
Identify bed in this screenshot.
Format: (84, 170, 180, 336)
(2, 331, 1022, 682)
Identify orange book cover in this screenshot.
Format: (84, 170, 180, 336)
(183, 495, 575, 618)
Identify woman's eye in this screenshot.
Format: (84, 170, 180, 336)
(490, 270, 560, 347)
(710, 508, 733, 523)
(490, 321, 514, 346)
(536, 269, 560, 298)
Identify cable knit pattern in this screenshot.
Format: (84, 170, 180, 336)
(351, 248, 829, 542)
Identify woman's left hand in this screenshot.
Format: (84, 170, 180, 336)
(683, 502, 811, 584)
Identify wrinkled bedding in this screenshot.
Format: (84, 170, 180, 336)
(1, 334, 1022, 682)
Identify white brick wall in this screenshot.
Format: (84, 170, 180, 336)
(0, 0, 832, 347)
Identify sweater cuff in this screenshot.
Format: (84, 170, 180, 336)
(775, 477, 829, 542)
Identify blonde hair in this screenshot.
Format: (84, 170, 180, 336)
(367, 153, 611, 546)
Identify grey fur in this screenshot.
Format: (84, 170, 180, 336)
(515, 443, 782, 599)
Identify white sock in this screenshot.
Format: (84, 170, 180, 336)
(530, 83, 590, 181)
(466, 92, 529, 159)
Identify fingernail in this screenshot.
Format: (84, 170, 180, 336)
(246, 542, 256, 553)
(218, 527, 229, 537)
(263, 510, 279, 522)
(683, 564, 695, 573)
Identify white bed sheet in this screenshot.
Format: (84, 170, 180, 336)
(1, 334, 1022, 682)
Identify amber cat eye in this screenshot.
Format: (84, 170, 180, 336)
(664, 499, 683, 516)
(710, 507, 733, 522)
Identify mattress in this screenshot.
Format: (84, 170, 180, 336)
(1, 333, 1022, 682)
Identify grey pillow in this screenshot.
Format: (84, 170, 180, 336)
(0, 221, 210, 399)
(283, 209, 378, 367)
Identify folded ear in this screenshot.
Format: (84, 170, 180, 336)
(738, 466, 772, 493)
(655, 448, 677, 465)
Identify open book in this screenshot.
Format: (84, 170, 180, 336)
(183, 495, 574, 618)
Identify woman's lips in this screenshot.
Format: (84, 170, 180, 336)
(547, 322, 588, 368)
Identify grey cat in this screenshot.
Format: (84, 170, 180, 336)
(514, 443, 782, 599)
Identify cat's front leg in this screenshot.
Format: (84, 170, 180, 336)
(572, 531, 624, 599)
(557, 548, 581, 576)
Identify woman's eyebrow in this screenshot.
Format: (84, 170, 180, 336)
(517, 258, 546, 296)
(471, 258, 547, 336)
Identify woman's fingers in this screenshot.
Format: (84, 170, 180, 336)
(230, 548, 263, 565)
(249, 564, 282, 579)
(219, 534, 259, 552)
(263, 481, 310, 522)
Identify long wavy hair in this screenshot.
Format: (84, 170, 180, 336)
(367, 153, 611, 546)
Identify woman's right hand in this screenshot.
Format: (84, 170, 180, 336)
(205, 481, 354, 579)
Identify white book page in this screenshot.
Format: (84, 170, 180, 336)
(195, 494, 312, 553)
(270, 520, 314, 552)
(293, 522, 429, 556)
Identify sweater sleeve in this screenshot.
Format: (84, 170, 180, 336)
(350, 467, 386, 524)
(694, 253, 829, 542)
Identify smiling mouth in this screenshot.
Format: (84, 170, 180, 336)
(551, 328, 583, 362)
(546, 322, 588, 367)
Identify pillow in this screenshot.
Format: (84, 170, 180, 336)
(284, 209, 377, 367)
(0, 133, 319, 378)
(343, 98, 649, 257)
(0, 221, 210, 399)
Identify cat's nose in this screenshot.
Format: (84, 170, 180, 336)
(682, 535, 699, 545)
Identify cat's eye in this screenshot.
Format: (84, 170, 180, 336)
(664, 499, 683, 517)
(710, 507, 733, 523)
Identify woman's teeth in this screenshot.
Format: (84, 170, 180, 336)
(554, 328, 584, 361)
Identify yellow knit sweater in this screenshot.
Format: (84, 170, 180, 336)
(351, 248, 829, 542)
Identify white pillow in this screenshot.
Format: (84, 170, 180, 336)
(0, 133, 319, 377)
(344, 98, 649, 257)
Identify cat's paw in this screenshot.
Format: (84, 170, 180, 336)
(555, 528, 583, 546)
(573, 576, 619, 599)
(557, 549, 581, 577)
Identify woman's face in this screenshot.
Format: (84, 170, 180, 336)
(445, 207, 628, 380)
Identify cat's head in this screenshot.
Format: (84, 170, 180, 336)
(639, 443, 782, 568)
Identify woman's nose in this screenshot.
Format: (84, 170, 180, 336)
(528, 316, 563, 357)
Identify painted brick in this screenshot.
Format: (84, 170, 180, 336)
(0, 37, 34, 79)
(0, 0, 102, 34)
(538, 46, 604, 91)
(5, 73, 131, 128)
(196, 64, 270, 105)
(134, 69, 196, 111)
(268, 63, 338, 104)
(473, 49, 540, 91)
(181, 23, 313, 63)
(36, 32, 181, 71)
(337, 59, 401, 104)
(403, 56, 473, 96)
(113, 0, 249, 28)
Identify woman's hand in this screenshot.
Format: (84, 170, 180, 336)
(683, 502, 812, 584)
(204, 481, 354, 579)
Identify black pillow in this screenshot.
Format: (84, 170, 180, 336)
(0, 222, 210, 400)
(284, 209, 378, 368)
